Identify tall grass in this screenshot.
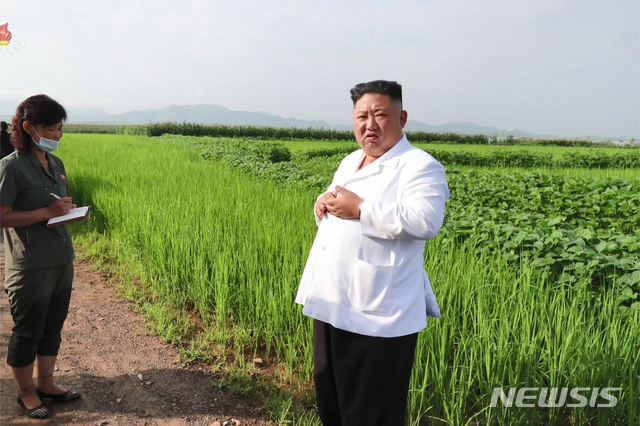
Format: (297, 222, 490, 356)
(410, 240, 639, 425)
(62, 134, 317, 377)
(58, 134, 639, 424)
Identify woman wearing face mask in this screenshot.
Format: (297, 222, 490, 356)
(0, 94, 80, 419)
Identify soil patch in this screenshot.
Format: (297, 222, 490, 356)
(1, 248, 270, 426)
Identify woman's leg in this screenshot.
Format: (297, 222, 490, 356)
(11, 363, 41, 408)
(36, 262, 74, 394)
(35, 355, 67, 394)
(5, 267, 55, 408)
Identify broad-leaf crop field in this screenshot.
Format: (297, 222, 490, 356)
(58, 133, 639, 425)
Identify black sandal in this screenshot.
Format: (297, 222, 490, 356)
(17, 394, 49, 419)
(36, 387, 81, 402)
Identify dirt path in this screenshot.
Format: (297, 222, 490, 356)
(1, 249, 270, 426)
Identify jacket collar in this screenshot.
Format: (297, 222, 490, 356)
(348, 134, 409, 170)
(27, 150, 50, 167)
(342, 134, 410, 184)
(27, 150, 55, 179)
(378, 134, 410, 169)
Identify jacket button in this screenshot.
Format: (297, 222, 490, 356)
(63, 238, 66, 242)
(53, 184, 58, 188)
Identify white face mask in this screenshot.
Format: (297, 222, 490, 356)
(31, 129, 60, 153)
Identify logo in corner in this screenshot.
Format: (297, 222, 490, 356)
(0, 23, 11, 46)
(0, 23, 25, 55)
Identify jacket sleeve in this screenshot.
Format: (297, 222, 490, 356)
(359, 160, 449, 240)
(0, 159, 18, 207)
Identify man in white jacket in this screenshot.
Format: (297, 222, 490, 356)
(296, 80, 449, 425)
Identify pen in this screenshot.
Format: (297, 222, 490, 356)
(50, 193, 61, 200)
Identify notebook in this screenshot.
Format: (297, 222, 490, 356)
(47, 206, 91, 227)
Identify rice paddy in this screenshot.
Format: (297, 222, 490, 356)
(57, 133, 639, 425)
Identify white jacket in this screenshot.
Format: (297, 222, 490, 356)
(295, 135, 450, 337)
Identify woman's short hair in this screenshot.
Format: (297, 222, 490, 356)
(11, 95, 67, 154)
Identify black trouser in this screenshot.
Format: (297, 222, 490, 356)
(4, 262, 74, 368)
(313, 319, 418, 426)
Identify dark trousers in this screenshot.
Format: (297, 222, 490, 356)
(4, 262, 74, 367)
(313, 319, 418, 426)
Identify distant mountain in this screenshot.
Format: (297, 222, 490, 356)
(282, 120, 536, 138)
(293, 120, 537, 137)
(333, 124, 354, 131)
(50, 104, 538, 137)
(67, 107, 113, 123)
(403, 120, 536, 138)
(1, 103, 635, 140)
(70, 104, 333, 129)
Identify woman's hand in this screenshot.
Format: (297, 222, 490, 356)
(48, 197, 73, 217)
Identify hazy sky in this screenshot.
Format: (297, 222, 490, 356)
(1, 0, 638, 137)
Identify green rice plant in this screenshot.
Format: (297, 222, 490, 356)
(159, 135, 640, 304)
(409, 239, 639, 425)
(56, 134, 640, 424)
(60, 134, 317, 376)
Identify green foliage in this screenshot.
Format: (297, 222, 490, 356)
(426, 148, 554, 168)
(555, 150, 640, 168)
(116, 125, 149, 135)
(161, 135, 338, 191)
(147, 122, 354, 140)
(63, 124, 118, 134)
(291, 145, 360, 161)
(57, 134, 640, 425)
(514, 137, 638, 147)
(443, 169, 640, 305)
(146, 122, 639, 147)
(63, 124, 148, 135)
(288, 143, 639, 169)
(158, 135, 640, 305)
(426, 149, 640, 169)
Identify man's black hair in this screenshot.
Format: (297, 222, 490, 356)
(350, 80, 402, 106)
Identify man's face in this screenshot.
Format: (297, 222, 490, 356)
(353, 93, 407, 158)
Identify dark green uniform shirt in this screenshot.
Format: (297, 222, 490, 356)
(0, 150, 75, 270)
